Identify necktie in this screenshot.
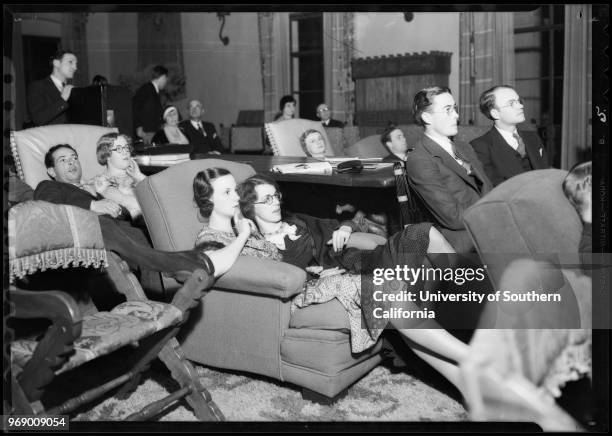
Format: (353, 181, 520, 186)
(512, 132, 527, 157)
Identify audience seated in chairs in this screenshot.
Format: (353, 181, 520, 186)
(152, 105, 190, 145)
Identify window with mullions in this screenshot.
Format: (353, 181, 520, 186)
(290, 13, 324, 120)
(514, 5, 565, 168)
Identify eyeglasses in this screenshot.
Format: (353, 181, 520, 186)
(497, 98, 524, 109)
(254, 192, 282, 205)
(429, 104, 458, 116)
(317, 107, 329, 113)
(109, 145, 131, 154)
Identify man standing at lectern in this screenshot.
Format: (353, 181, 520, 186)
(27, 50, 77, 126)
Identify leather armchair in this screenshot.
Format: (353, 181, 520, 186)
(135, 158, 383, 400)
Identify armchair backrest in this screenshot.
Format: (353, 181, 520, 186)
(344, 134, 388, 158)
(10, 124, 117, 190)
(463, 169, 582, 287)
(135, 159, 256, 251)
(264, 118, 334, 157)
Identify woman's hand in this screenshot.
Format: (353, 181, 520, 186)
(93, 174, 111, 194)
(126, 158, 146, 183)
(234, 211, 256, 238)
(327, 225, 352, 252)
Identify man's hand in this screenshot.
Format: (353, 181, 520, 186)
(136, 127, 145, 139)
(90, 199, 122, 218)
(93, 174, 111, 194)
(327, 225, 352, 252)
(61, 84, 74, 101)
(126, 158, 146, 183)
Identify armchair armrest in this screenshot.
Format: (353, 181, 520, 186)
(9, 288, 82, 402)
(215, 256, 306, 299)
(9, 288, 82, 329)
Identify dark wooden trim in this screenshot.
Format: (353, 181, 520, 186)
(352, 51, 452, 79)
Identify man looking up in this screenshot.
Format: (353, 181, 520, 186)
(380, 125, 411, 162)
(404, 86, 492, 252)
(133, 65, 168, 144)
(179, 99, 223, 156)
(470, 85, 549, 186)
(316, 103, 345, 128)
(27, 50, 78, 126)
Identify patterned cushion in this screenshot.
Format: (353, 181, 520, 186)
(11, 300, 182, 375)
(8, 201, 107, 283)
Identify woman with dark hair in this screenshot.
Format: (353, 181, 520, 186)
(273, 95, 297, 122)
(91, 132, 145, 220)
(193, 169, 474, 393)
(152, 105, 190, 145)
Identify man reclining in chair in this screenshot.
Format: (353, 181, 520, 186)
(32, 143, 241, 288)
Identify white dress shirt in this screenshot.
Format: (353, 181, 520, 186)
(50, 75, 64, 93)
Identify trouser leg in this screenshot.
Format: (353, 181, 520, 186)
(98, 216, 205, 274)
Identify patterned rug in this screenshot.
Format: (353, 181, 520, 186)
(75, 361, 468, 422)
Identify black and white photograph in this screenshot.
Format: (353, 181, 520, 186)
(3, 4, 609, 433)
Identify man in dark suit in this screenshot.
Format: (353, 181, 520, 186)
(27, 50, 78, 126)
(132, 65, 168, 144)
(179, 99, 223, 156)
(316, 103, 345, 128)
(470, 85, 549, 187)
(380, 124, 411, 162)
(404, 86, 492, 252)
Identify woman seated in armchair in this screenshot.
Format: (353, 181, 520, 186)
(92, 132, 146, 221)
(192, 167, 481, 397)
(152, 105, 190, 145)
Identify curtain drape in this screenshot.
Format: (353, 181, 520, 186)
(561, 4, 592, 170)
(459, 12, 515, 126)
(61, 13, 89, 87)
(322, 13, 355, 126)
(257, 13, 290, 122)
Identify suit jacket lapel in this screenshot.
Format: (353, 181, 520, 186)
(420, 135, 478, 190)
(519, 130, 544, 169)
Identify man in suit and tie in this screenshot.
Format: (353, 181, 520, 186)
(470, 85, 549, 187)
(27, 50, 78, 126)
(179, 99, 223, 156)
(404, 86, 493, 252)
(316, 103, 345, 128)
(132, 65, 168, 144)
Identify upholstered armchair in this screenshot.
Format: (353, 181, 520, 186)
(135, 158, 383, 401)
(460, 169, 591, 430)
(7, 200, 223, 420)
(264, 118, 337, 157)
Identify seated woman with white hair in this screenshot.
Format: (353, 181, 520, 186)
(152, 105, 190, 145)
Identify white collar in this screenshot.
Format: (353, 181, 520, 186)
(425, 132, 455, 158)
(50, 75, 64, 92)
(190, 120, 203, 129)
(152, 81, 159, 94)
(494, 125, 519, 150)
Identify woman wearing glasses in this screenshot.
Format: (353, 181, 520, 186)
(92, 132, 146, 221)
(192, 169, 475, 391)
